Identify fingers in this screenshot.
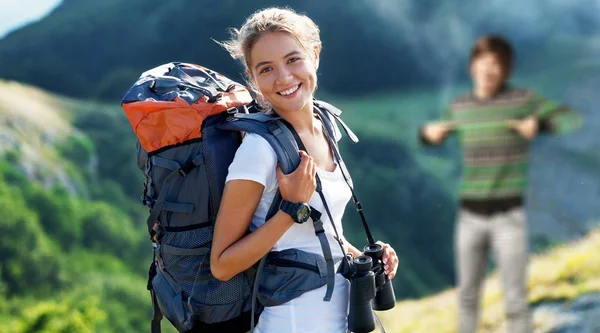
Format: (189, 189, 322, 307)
(387, 247, 398, 279)
(307, 154, 315, 176)
(377, 241, 398, 280)
(298, 150, 310, 173)
(309, 159, 316, 183)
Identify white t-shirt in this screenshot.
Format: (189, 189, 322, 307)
(225, 119, 353, 333)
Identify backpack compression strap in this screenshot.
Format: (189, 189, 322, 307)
(145, 154, 205, 238)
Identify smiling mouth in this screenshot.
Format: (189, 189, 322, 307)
(277, 83, 301, 96)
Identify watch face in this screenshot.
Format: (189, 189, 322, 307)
(296, 204, 311, 223)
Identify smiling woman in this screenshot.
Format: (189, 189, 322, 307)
(250, 33, 318, 114)
(209, 6, 399, 333)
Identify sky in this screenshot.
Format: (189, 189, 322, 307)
(0, 0, 62, 39)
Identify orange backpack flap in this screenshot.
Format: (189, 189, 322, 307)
(122, 63, 253, 153)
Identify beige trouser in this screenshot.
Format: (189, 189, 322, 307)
(456, 208, 531, 333)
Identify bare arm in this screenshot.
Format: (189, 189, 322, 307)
(210, 180, 295, 281)
(210, 151, 316, 281)
(346, 241, 363, 258)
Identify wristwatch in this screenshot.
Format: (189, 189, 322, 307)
(279, 200, 311, 224)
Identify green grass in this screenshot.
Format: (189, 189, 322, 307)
(376, 226, 600, 333)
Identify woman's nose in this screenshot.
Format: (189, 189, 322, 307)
(275, 67, 293, 85)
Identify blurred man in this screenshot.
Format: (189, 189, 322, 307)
(420, 34, 582, 333)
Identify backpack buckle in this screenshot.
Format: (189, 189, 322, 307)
(151, 222, 165, 243)
(221, 106, 240, 121)
(222, 107, 239, 121)
(267, 121, 282, 135)
(207, 93, 223, 103)
(178, 160, 196, 176)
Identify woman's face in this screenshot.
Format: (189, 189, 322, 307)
(249, 31, 318, 114)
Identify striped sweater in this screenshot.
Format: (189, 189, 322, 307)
(442, 87, 582, 203)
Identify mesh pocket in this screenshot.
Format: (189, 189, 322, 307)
(204, 273, 250, 305)
(159, 227, 251, 305)
(162, 226, 212, 248)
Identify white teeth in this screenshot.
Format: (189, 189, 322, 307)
(279, 84, 299, 96)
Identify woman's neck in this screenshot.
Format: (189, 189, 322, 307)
(277, 101, 317, 135)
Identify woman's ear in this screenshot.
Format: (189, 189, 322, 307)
(313, 44, 322, 71)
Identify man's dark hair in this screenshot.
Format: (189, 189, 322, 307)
(470, 34, 514, 75)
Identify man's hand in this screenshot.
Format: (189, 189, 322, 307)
(505, 115, 538, 140)
(422, 121, 454, 144)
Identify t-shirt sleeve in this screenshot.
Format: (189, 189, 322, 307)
(225, 133, 278, 192)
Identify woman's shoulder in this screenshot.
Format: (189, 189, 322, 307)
(226, 132, 278, 189)
(238, 132, 277, 160)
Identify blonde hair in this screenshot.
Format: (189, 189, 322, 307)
(219, 7, 322, 109)
(221, 7, 322, 70)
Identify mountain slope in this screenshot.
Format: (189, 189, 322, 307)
(377, 226, 600, 333)
(2, 0, 599, 102)
(0, 0, 433, 101)
(0, 79, 153, 332)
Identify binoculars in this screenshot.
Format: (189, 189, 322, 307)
(347, 243, 396, 333)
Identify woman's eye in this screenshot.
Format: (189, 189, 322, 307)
(259, 66, 272, 74)
(288, 57, 301, 64)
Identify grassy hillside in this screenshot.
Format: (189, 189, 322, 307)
(0, 68, 597, 331)
(0, 79, 160, 333)
(377, 225, 600, 333)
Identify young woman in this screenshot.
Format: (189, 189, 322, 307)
(210, 7, 399, 333)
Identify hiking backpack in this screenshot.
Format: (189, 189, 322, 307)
(121, 62, 366, 333)
(121, 62, 307, 333)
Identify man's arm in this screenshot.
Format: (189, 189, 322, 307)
(530, 93, 583, 135)
(419, 108, 455, 145)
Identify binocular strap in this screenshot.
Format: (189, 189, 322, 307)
(346, 311, 387, 333)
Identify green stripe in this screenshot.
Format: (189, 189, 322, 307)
(459, 189, 525, 199)
(460, 177, 528, 190)
(455, 121, 510, 131)
(463, 154, 529, 167)
(535, 99, 561, 117)
(463, 172, 528, 183)
(461, 134, 525, 145)
(461, 135, 525, 145)
(463, 162, 529, 175)
(452, 105, 531, 121)
(460, 184, 528, 194)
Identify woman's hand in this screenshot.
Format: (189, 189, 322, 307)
(377, 241, 399, 280)
(276, 150, 317, 203)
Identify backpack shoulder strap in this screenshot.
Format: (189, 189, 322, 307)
(217, 113, 300, 176)
(314, 99, 359, 143)
(218, 112, 302, 221)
